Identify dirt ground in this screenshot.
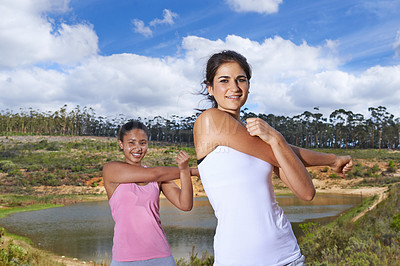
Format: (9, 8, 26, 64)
(31, 163, 392, 199)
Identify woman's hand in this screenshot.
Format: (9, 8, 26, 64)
(247, 118, 315, 201)
(246, 117, 281, 144)
(331, 155, 353, 177)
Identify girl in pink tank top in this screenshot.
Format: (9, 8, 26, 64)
(102, 121, 195, 266)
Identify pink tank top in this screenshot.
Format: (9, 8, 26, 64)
(109, 182, 171, 261)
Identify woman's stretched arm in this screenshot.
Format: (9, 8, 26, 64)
(246, 118, 315, 201)
(289, 145, 353, 177)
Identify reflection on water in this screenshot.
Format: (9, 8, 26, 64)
(0, 193, 361, 263)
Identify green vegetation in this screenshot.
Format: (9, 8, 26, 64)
(0, 194, 104, 219)
(0, 136, 399, 265)
(0, 227, 65, 266)
(299, 183, 400, 265)
(0, 137, 199, 194)
(0, 227, 106, 265)
(176, 246, 214, 266)
(0, 137, 120, 193)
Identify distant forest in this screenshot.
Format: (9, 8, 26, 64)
(1, 104, 399, 149)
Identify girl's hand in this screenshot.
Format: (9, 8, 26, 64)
(331, 155, 353, 177)
(246, 117, 281, 144)
(176, 150, 190, 170)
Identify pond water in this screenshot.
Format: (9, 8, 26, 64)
(0, 193, 362, 264)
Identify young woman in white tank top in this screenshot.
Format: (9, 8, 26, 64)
(193, 50, 353, 266)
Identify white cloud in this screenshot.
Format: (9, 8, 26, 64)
(1, 1, 400, 120)
(132, 19, 153, 37)
(132, 9, 177, 37)
(150, 9, 178, 26)
(0, 0, 98, 69)
(225, 0, 283, 14)
(180, 35, 400, 117)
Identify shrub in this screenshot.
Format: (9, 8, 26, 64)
(387, 160, 397, 173)
(26, 164, 41, 172)
(176, 246, 214, 266)
(371, 164, 380, 173)
(390, 212, 400, 232)
(0, 242, 28, 265)
(8, 169, 22, 177)
(0, 227, 5, 238)
(329, 173, 339, 179)
(352, 163, 364, 177)
(0, 160, 16, 173)
(299, 222, 318, 237)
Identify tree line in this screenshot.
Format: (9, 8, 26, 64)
(1, 104, 399, 149)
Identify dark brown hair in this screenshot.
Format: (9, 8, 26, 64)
(200, 50, 252, 108)
(118, 120, 149, 142)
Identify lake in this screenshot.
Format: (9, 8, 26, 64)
(0, 193, 362, 264)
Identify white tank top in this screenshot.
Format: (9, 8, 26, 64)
(198, 146, 301, 266)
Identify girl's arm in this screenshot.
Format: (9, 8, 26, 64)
(246, 118, 315, 201)
(103, 161, 198, 184)
(103, 161, 181, 184)
(161, 151, 193, 211)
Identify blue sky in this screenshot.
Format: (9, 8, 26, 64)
(1, 0, 400, 120)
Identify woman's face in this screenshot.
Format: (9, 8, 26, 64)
(118, 129, 148, 166)
(208, 61, 249, 117)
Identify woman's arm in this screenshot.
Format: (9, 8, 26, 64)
(161, 151, 193, 211)
(289, 145, 353, 177)
(247, 118, 315, 201)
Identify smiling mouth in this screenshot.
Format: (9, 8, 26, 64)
(226, 95, 241, 99)
(132, 153, 142, 157)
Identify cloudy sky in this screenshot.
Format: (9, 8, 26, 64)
(1, 0, 400, 120)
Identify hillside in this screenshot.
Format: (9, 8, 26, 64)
(1, 135, 399, 200)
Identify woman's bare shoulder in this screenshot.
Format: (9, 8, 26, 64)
(194, 109, 277, 165)
(194, 109, 245, 158)
(194, 108, 238, 133)
(195, 108, 224, 124)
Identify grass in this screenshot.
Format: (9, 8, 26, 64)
(334, 195, 378, 225)
(0, 204, 62, 219)
(298, 183, 400, 265)
(0, 229, 106, 265)
(0, 137, 200, 193)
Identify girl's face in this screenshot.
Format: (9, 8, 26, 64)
(207, 61, 249, 118)
(118, 129, 148, 166)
